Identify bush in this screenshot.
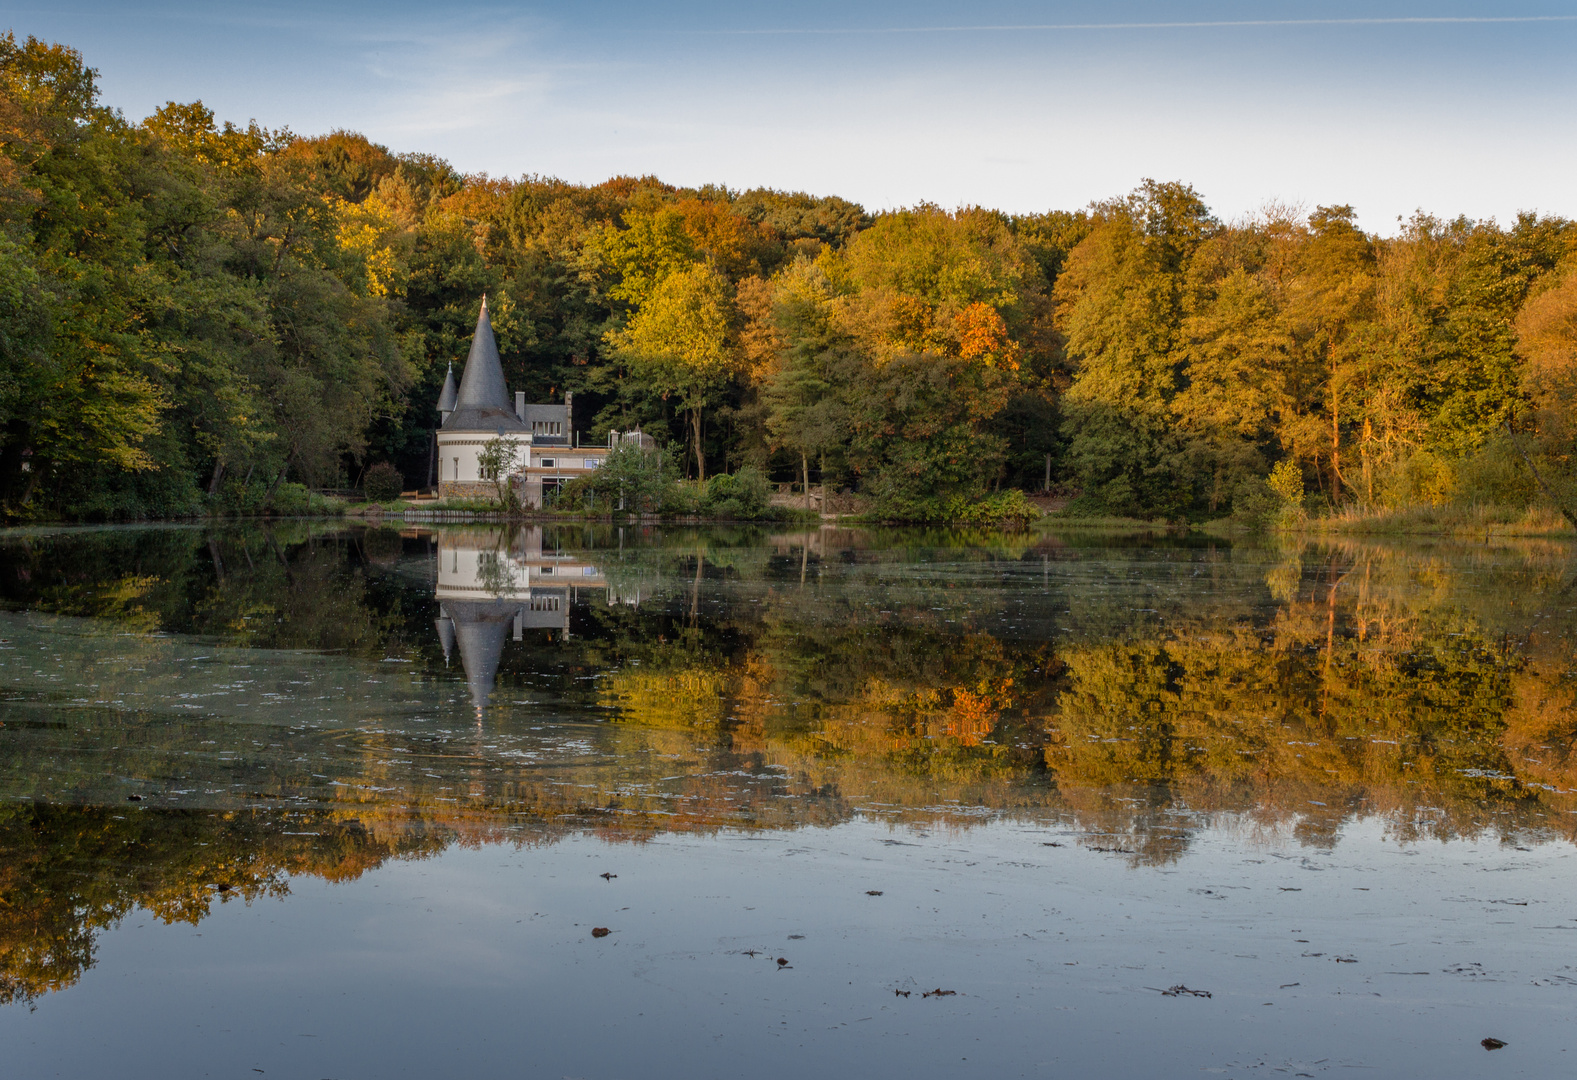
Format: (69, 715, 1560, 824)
(1453, 440, 1541, 507)
(47, 458, 206, 521)
(943, 489, 1042, 528)
(660, 481, 702, 516)
(701, 467, 773, 519)
(1229, 461, 1310, 530)
(1376, 451, 1455, 508)
(1267, 460, 1303, 505)
(556, 441, 675, 515)
(865, 488, 1041, 526)
(1229, 475, 1287, 531)
(268, 482, 316, 514)
(553, 453, 776, 520)
(215, 476, 267, 515)
(939, 488, 1040, 526)
(363, 462, 405, 502)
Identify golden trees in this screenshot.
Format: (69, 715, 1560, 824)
(605, 263, 740, 481)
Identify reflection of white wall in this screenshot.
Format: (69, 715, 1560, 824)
(436, 544, 530, 598)
(434, 528, 609, 602)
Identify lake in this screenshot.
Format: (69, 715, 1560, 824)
(1, 522, 1574, 1078)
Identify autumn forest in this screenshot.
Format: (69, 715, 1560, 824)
(4, 32, 1577, 524)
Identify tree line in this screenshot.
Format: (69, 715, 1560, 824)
(4, 32, 1577, 522)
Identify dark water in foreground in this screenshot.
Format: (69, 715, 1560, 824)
(1, 523, 1575, 1078)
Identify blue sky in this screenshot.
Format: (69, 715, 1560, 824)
(3, 2, 1574, 231)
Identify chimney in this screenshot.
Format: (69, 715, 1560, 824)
(515, 391, 525, 422)
(564, 391, 573, 437)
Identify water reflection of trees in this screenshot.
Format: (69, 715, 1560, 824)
(0, 803, 473, 1008)
(4, 526, 1577, 1004)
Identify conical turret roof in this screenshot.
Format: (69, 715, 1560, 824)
(445, 599, 515, 720)
(435, 610, 456, 666)
(436, 363, 457, 416)
(442, 297, 526, 432)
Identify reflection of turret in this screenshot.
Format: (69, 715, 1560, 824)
(435, 608, 456, 666)
(446, 600, 515, 717)
(431, 527, 615, 719)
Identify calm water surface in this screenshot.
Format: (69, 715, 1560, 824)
(1, 523, 1575, 1078)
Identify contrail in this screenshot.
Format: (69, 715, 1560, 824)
(699, 16, 1577, 36)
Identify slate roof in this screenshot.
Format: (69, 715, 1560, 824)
(521, 403, 571, 445)
(436, 364, 458, 417)
(442, 297, 527, 433)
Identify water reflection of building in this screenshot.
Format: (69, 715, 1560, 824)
(432, 527, 616, 717)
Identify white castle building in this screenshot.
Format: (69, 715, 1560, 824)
(435, 297, 617, 504)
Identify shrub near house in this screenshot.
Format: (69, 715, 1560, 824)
(362, 463, 404, 502)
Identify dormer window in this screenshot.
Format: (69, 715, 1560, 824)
(532, 420, 562, 435)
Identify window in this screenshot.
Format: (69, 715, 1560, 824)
(538, 565, 554, 575)
(453, 457, 459, 480)
(584, 458, 599, 469)
(540, 458, 555, 469)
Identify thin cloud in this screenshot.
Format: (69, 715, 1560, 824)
(697, 15, 1577, 35)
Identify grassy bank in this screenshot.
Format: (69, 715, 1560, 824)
(1279, 504, 1575, 539)
(1037, 511, 1187, 531)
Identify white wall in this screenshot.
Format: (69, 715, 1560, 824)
(436, 434, 609, 483)
(435, 434, 525, 483)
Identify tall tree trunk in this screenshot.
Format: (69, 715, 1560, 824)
(1328, 344, 1344, 500)
(820, 453, 827, 516)
(691, 408, 705, 482)
(207, 459, 226, 496)
(802, 453, 810, 511)
(690, 552, 703, 626)
(1360, 419, 1373, 507)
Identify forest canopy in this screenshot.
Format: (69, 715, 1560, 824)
(3, 32, 1577, 522)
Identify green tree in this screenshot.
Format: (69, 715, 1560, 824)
(764, 262, 847, 507)
(476, 435, 522, 507)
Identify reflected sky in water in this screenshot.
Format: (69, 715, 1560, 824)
(1, 523, 1575, 1076)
